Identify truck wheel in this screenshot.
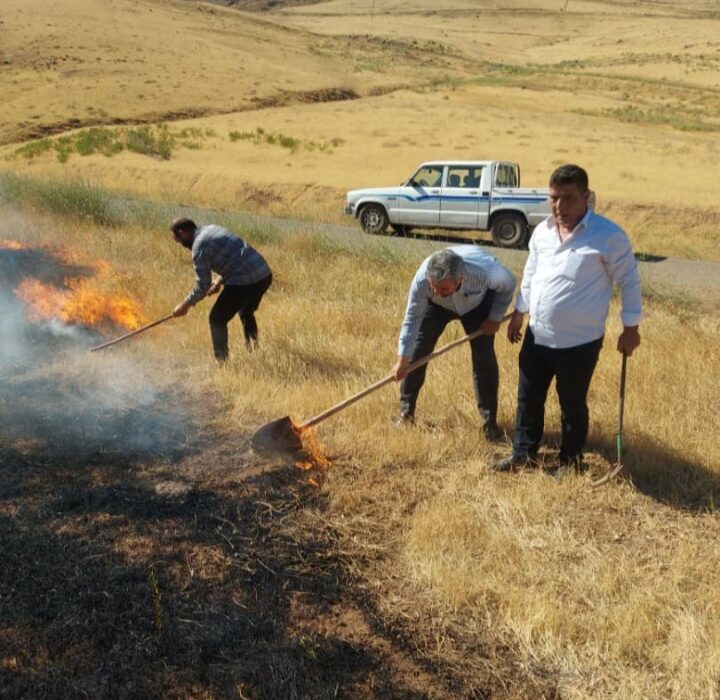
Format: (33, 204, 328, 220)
(359, 204, 389, 235)
(390, 224, 413, 237)
(490, 212, 529, 248)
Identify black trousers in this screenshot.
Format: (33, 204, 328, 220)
(512, 327, 602, 460)
(399, 291, 498, 427)
(208, 274, 272, 360)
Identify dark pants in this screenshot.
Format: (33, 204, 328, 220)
(208, 274, 272, 360)
(400, 291, 498, 428)
(512, 327, 603, 461)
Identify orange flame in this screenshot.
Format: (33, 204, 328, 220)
(0, 239, 26, 251)
(15, 277, 147, 330)
(295, 428, 333, 488)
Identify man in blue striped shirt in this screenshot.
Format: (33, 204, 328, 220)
(393, 246, 516, 439)
(171, 218, 272, 361)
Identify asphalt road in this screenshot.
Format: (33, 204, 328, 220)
(121, 196, 720, 310)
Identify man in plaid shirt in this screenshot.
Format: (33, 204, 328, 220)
(171, 218, 272, 361)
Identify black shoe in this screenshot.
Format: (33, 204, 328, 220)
(491, 453, 538, 472)
(483, 423, 504, 442)
(393, 412, 415, 427)
(553, 455, 587, 479)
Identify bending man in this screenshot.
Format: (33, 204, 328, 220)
(393, 246, 516, 440)
(494, 164, 642, 472)
(171, 218, 272, 361)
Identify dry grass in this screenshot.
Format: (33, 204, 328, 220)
(3, 0, 720, 260)
(2, 190, 719, 696)
(3, 0, 720, 694)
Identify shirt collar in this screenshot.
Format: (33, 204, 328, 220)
(550, 208, 592, 241)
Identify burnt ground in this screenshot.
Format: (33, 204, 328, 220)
(0, 425, 558, 699)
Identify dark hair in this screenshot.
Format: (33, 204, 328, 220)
(170, 217, 197, 235)
(549, 164, 589, 191)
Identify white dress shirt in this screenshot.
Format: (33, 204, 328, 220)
(398, 245, 516, 357)
(515, 209, 642, 349)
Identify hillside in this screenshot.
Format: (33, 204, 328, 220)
(2, 1, 720, 697)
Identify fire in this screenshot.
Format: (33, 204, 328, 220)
(15, 277, 147, 330)
(0, 239, 26, 251)
(295, 428, 333, 488)
(1, 238, 149, 332)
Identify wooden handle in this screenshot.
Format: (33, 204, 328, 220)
(89, 313, 175, 352)
(299, 313, 512, 430)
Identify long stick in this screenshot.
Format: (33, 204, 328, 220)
(591, 353, 628, 487)
(89, 313, 175, 353)
(298, 313, 512, 431)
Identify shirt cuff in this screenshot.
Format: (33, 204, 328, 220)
(514, 295, 529, 314)
(620, 311, 643, 327)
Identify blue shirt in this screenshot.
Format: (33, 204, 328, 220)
(515, 209, 642, 348)
(398, 245, 516, 357)
(184, 225, 271, 306)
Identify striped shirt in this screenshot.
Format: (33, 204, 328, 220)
(398, 245, 516, 357)
(184, 225, 272, 306)
(515, 209, 642, 348)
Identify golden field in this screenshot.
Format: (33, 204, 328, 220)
(2, 0, 720, 697)
(3, 0, 720, 259)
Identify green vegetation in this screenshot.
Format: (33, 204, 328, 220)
(0, 171, 114, 226)
(575, 104, 720, 132)
(228, 127, 343, 154)
(9, 124, 212, 164)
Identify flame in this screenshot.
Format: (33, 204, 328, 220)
(15, 277, 147, 330)
(295, 427, 333, 488)
(0, 239, 26, 251)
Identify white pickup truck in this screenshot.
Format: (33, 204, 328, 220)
(344, 160, 551, 248)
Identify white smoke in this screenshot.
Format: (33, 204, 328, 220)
(0, 211, 190, 457)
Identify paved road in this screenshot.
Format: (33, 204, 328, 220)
(125, 198, 720, 309)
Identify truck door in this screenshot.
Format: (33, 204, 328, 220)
(439, 165, 486, 228)
(397, 165, 443, 226)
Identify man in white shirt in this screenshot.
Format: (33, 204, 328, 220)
(393, 246, 516, 440)
(493, 164, 642, 471)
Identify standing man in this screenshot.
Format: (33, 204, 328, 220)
(171, 218, 272, 362)
(493, 164, 642, 472)
(393, 245, 516, 440)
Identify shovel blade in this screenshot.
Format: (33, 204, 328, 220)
(251, 416, 303, 455)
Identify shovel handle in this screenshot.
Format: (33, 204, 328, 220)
(298, 313, 512, 431)
(89, 313, 175, 352)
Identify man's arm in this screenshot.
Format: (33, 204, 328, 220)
(605, 229, 643, 356)
(507, 231, 539, 343)
(486, 261, 517, 322)
(394, 272, 429, 379)
(173, 241, 212, 317)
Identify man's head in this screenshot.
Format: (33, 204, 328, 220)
(426, 249, 464, 297)
(548, 164, 590, 232)
(170, 217, 197, 249)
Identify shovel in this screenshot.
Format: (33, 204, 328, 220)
(252, 313, 512, 455)
(591, 353, 628, 487)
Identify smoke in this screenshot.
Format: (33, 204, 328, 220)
(0, 213, 190, 458)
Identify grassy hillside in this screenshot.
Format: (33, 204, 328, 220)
(2, 0, 720, 696)
(2, 176, 720, 698)
(2, 0, 720, 259)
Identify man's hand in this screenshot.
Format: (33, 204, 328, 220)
(392, 356, 410, 381)
(207, 279, 223, 296)
(507, 309, 525, 344)
(617, 325, 640, 356)
(173, 302, 190, 318)
(480, 318, 501, 336)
